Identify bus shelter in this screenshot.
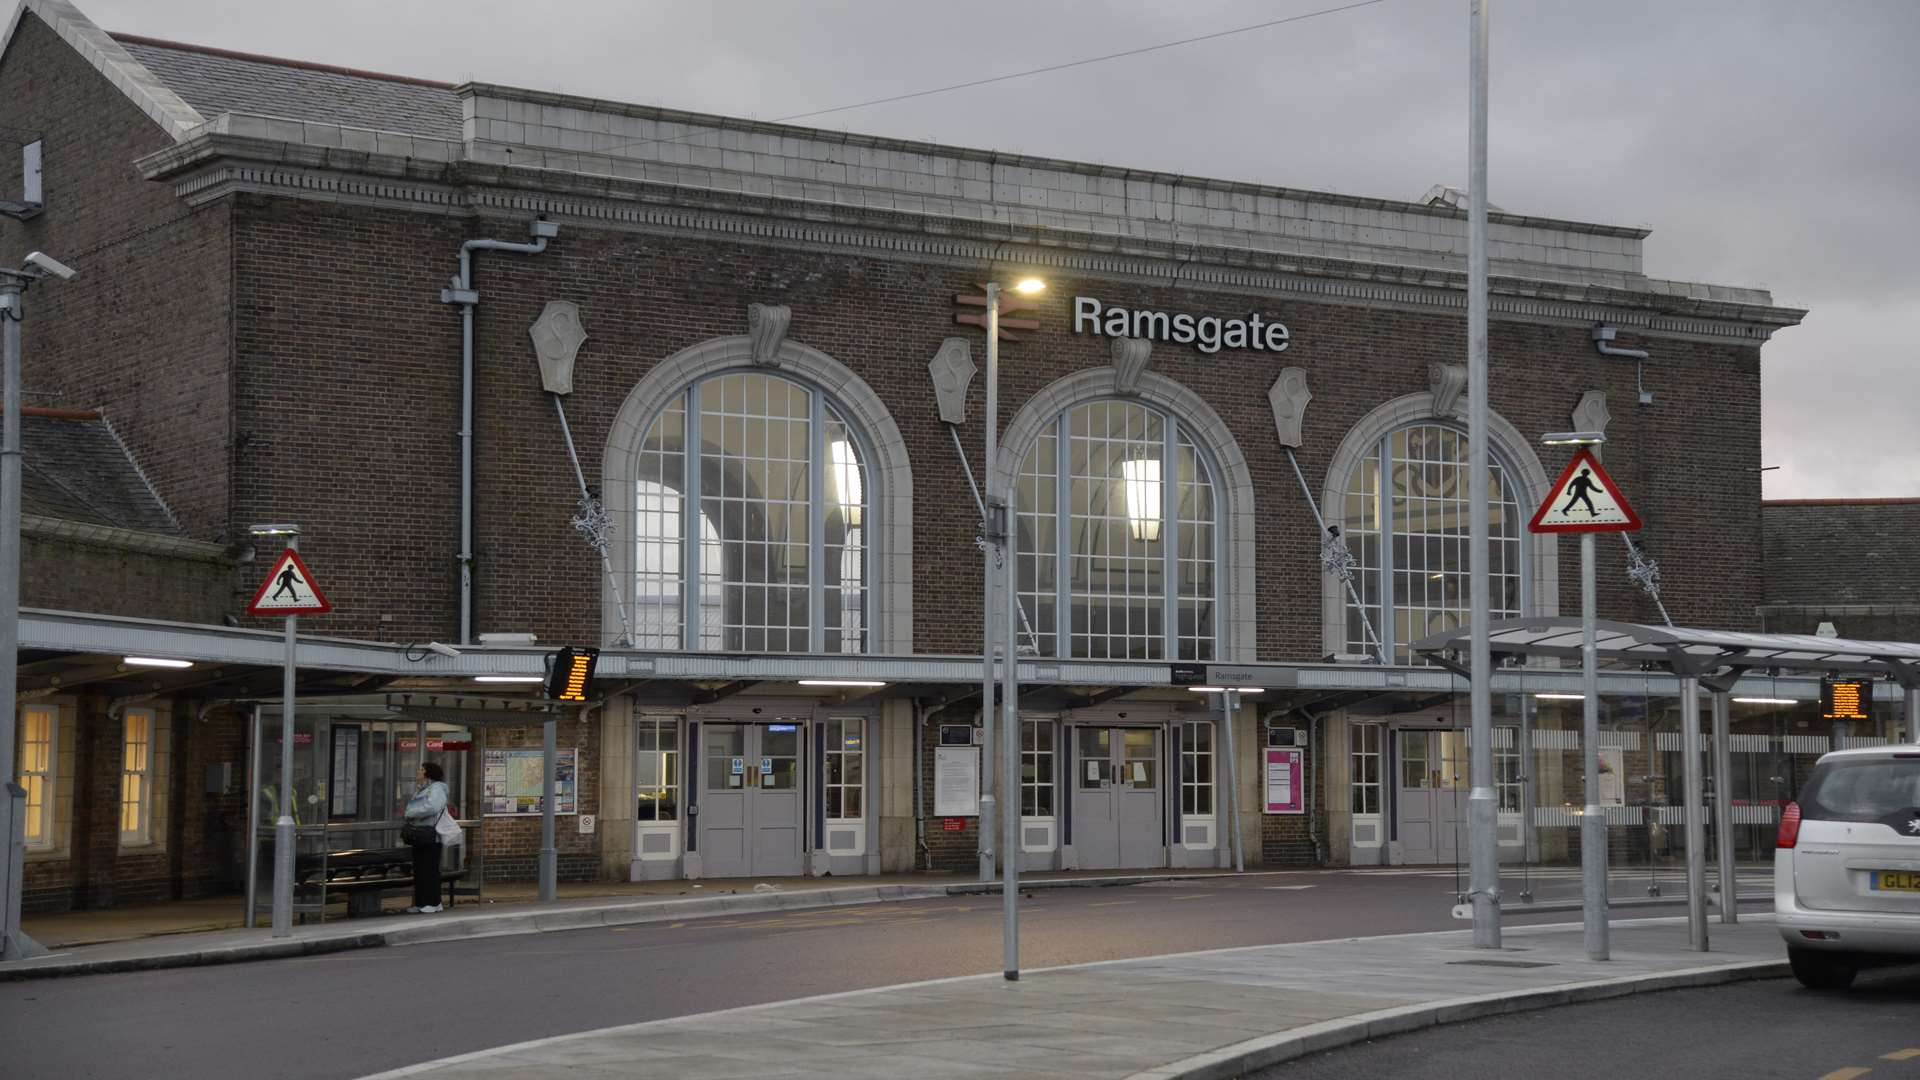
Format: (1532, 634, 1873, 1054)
(1414, 618, 1920, 951)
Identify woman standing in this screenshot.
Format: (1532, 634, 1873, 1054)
(403, 761, 449, 914)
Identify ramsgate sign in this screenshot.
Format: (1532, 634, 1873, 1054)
(1073, 296, 1290, 355)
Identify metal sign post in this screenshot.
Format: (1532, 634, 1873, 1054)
(1531, 435, 1642, 962)
(246, 528, 331, 937)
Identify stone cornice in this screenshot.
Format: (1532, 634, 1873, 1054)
(136, 134, 1805, 345)
(457, 83, 1653, 242)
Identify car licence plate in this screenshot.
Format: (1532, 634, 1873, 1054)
(1871, 870, 1920, 892)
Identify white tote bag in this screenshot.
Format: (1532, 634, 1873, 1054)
(435, 809, 464, 846)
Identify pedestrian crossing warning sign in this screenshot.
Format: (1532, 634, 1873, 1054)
(247, 548, 333, 615)
(1528, 448, 1642, 533)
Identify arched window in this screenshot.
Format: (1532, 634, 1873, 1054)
(628, 371, 868, 653)
(1014, 399, 1218, 661)
(1339, 422, 1524, 663)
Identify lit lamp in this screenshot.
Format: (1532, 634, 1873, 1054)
(1121, 458, 1161, 542)
(828, 439, 863, 526)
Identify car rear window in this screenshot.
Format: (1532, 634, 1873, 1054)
(1799, 758, 1920, 821)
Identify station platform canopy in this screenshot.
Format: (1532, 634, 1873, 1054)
(1413, 617, 1920, 688)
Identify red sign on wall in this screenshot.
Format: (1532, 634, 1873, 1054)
(942, 817, 966, 832)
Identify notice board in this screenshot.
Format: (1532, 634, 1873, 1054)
(483, 748, 578, 816)
(934, 746, 979, 817)
(1263, 748, 1304, 814)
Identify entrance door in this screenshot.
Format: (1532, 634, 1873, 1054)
(1071, 726, 1165, 870)
(698, 723, 804, 878)
(1396, 729, 1467, 865)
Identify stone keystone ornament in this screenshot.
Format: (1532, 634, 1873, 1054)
(1429, 362, 1467, 418)
(1110, 337, 1152, 395)
(747, 303, 792, 367)
(1572, 389, 1611, 437)
(1268, 366, 1312, 449)
(528, 301, 588, 395)
(927, 337, 975, 425)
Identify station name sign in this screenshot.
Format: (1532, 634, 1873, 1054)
(1073, 296, 1290, 355)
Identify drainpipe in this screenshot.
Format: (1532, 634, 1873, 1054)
(440, 219, 562, 644)
(1592, 325, 1651, 404)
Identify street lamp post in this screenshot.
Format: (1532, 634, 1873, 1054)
(1, 251, 77, 962)
(1543, 430, 1609, 961)
(1464, 0, 1500, 950)
(981, 276, 1044, 979)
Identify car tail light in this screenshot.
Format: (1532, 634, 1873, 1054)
(1777, 801, 1802, 849)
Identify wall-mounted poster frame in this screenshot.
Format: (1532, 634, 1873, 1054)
(484, 747, 578, 816)
(1263, 747, 1304, 814)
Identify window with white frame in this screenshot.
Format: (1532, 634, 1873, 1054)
(18, 705, 54, 848)
(1181, 719, 1214, 816)
(1494, 728, 1523, 813)
(823, 717, 864, 820)
(1350, 723, 1382, 815)
(120, 709, 154, 845)
(1021, 719, 1055, 817)
(1340, 423, 1524, 662)
(635, 718, 679, 822)
(629, 371, 869, 653)
(1014, 400, 1218, 661)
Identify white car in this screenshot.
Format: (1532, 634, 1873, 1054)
(1774, 745, 1920, 989)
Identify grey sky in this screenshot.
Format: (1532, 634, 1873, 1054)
(73, 0, 1920, 497)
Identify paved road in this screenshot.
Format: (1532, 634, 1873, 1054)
(0, 868, 1698, 1080)
(1258, 965, 1920, 1080)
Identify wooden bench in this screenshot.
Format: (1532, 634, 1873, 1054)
(295, 846, 468, 918)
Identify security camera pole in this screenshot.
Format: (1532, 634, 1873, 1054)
(246, 526, 332, 937)
(1, 252, 79, 961)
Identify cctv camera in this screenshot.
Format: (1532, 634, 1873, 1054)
(23, 251, 77, 281)
(425, 641, 462, 659)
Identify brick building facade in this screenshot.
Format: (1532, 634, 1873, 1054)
(8, 0, 1879, 918)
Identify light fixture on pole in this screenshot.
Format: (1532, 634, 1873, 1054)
(1, 251, 78, 962)
(980, 274, 1044, 981)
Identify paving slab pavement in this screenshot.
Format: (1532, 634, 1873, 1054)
(365, 915, 1789, 1080)
(0, 868, 1259, 980)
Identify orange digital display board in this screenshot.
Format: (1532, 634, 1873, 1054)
(1820, 678, 1871, 722)
(544, 646, 599, 703)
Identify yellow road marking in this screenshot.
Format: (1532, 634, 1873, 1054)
(1819, 1068, 1872, 1080)
(1883, 1049, 1920, 1061)
(1090, 900, 1135, 907)
(1168, 894, 1210, 900)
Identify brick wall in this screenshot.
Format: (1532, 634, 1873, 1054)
(474, 714, 602, 883)
(22, 535, 230, 623)
(0, 12, 234, 543)
(219, 200, 1768, 653)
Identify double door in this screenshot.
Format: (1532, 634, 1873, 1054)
(698, 723, 804, 878)
(1396, 729, 1468, 865)
(1072, 726, 1164, 870)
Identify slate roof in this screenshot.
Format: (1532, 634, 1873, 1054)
(1762, 500, 1920, 606)
(115, 35, 461, 140)
(22, 411, 179, 534)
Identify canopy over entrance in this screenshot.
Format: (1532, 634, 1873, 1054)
(1414, 617, 1920, 688)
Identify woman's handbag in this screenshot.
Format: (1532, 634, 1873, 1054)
(399, 822, 437, 846)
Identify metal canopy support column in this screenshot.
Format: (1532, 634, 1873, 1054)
(1711, 690, 1737, 924)
(1909, 686, 1920, 745)
(540, 710, 557, 901)
(1679, 677, 1708, 951)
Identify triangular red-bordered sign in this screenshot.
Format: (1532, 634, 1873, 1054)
(247, 548, 333, 615)
(1528, 447, 1642, 533)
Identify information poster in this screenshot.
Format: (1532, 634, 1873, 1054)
(934, 746, 979, 817)
(1263, 748, 1304, 814)
(329, 726, 359, 817)
(483, 748, 578, 816)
